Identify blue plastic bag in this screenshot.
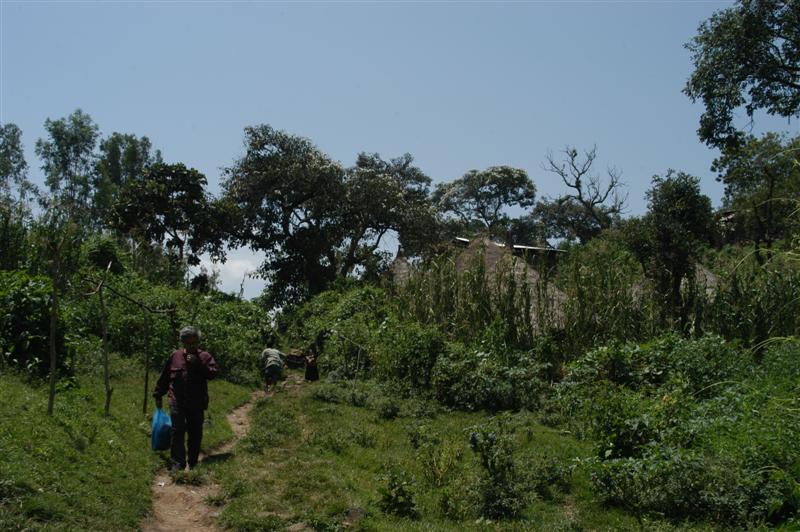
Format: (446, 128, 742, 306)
(151, 408, 172, 451)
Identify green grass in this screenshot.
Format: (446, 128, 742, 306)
(210, 373, 701, 531)
(0, 372, 251, 531)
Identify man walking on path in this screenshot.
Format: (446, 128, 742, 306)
(154, 326, 219, 471)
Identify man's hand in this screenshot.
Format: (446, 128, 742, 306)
(186, 352, 200, 366)
(155, 396, 163, 410)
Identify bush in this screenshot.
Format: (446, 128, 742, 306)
(524, 457, 571, 501)
(0, 270, 62, 376)
(280, 287, 390, 378)
(373, 394, 401, 420)
(468, 415, 527, 519)
(561, 337, 800, 526)
(432, 343, 548, 412)
(377, 469, 419, 519)
(372, 321, 447, 391)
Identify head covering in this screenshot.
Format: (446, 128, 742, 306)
(179, 326, 201, 341)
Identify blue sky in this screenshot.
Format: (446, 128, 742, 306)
(1, 0, 795, 297)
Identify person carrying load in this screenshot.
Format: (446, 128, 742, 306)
(153, 326, 218, 472)
(260, 344, 286, 392)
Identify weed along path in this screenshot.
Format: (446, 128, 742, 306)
(141, 389, 265, 532)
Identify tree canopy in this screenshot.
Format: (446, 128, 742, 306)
(685, 0, 800, 148)
(113, 162, 225, 267)
(433, 166, 536, 239)
(223, 125, 439, 306)
(712, 133, 800, 255)
(625, 171, 714, 325)
(35, 109, 99, 214)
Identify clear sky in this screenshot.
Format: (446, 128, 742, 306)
(1, 0, 796, 297)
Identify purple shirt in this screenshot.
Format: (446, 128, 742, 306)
(154, 348, 219, 410)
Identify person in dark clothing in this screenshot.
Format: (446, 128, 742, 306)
(304, 330, 326, 382)
(154, 326, 218, 471)
(304, 349, 319, 382)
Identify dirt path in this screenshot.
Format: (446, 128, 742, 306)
(141, 390, 265, 532)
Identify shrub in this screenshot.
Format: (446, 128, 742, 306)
(0, 270, 62, 376)
(468, 415, 527, 519)
(377, 469, 419, 519)
(524, 457, 572, 501)
(372, 321, 447, 391)
(373, 395, 401, 420)
(432, 343, 548, 412)
(566, 338, 800, 526)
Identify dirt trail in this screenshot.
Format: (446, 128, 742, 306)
(141, 390, 265, 532)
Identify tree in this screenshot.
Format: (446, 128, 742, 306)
(0, 123, 33, 270)
(433, 166, 536, 238)
(223, 125, 441, 306)
(625, 171, 714, 327)
(35, 110, 99, 221)
(0, 123, 32, 203)
(94, 133, 162, 227)
(712, 132, 800, 257)
(33, 199, 81, 416)
(685, 0, 800, 149)
(339, 152, 438, 275)
(34, 111, 97, 414)
(113, 162, 225, 270)
(537, 145, 626, 242)
(223, 125, 346, 306)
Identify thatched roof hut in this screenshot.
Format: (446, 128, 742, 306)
(454, 236, 567, 330)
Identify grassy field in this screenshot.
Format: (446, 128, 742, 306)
(0, 372, 252, 531)
(209, 373, 702, 531)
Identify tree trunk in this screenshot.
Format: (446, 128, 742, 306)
(46, 260, 59, 416)
(99, 284, 114, 417)
(143, 311, 151, 415)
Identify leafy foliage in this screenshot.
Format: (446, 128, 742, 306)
(377, 468, 420, 519)
(0, 270, 61, 376)
(468, 415, 527, 519)
(685, 0, 800, 148)
(712, 132, 800, 252)
(433, 165, 536, 239)
(624, 171, 714, 326)
(555, 335, 800, 525)
(113, 162, 225, 267)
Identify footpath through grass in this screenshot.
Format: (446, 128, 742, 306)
(0, 373, 251, 531)
(210, 373, 701, 531)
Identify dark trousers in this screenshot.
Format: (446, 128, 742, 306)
(170, 405, 204, 469)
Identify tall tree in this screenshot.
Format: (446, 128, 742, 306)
(34, 111, 96, 413)
(35, 110, 99, 218)
(0, 123, 32, 269)
(712, 132, 800, 258)
(537, 145, 626, 242)
(223, 125, 440, 306)
(223, 125, 345, 306)
(685, 0, 800, 149)
(113, 162, 225, 269)
(339, 152, 437, 275)
(0, 123, 32, 203)
(433, 166, 536, 238)
(625, 171, 714, 327)
(33, 199, 81, 416)
(94, 133, 162, 227)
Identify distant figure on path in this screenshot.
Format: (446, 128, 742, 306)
(260, 344, 286, 392)
(154, 326, 219, 472)
(304, 329, 327, 382)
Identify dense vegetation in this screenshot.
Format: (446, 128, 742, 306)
(2, 0, 800, 529)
